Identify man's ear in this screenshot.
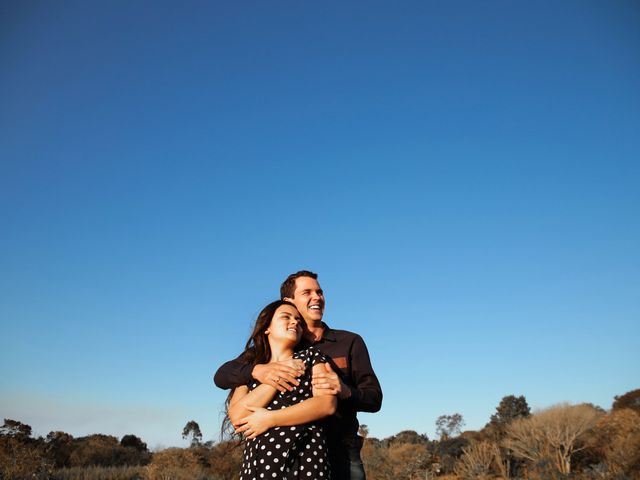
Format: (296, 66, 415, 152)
(283, 297, 292, 302)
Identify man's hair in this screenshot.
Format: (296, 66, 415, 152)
(280, 270, 318, 299)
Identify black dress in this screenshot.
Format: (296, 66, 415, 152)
(240, 346, 331, 480)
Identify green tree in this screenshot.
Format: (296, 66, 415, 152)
(182, 420, 203, 447)
(384, 430, 429, 447)
(69, 434, 119, 467)
(490, 395, 530, 426)
(612, 388, 640, 413)
(0, 419, 50, 479)
(120, 434, 147, 452)
(45, 431, 74, 468)
(0, 419, 32, 440)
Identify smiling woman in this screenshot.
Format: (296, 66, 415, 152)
(224, 300, 336, 480)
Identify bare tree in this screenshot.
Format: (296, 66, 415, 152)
(436, 413, 465, 440)
(454, 441, 500, 479)
(504, 403, 602, 475)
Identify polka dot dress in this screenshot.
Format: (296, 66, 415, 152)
(240, 347, 331, 480)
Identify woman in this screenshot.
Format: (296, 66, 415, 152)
(227, 300, 337, 480)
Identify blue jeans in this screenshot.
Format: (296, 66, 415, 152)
(348, 446, 366, 480)
(329, 434, 367, 480)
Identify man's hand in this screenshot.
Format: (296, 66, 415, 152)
(235, 406, 274, 439)
(312, 363, 351, 400)
(253, 359, 305, 393)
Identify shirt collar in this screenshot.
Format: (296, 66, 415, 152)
(319, 322, 337, 342)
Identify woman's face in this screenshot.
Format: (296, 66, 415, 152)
(267, 304, 303, 345)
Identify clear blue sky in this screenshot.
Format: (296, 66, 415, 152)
(1, 1, 639, 448)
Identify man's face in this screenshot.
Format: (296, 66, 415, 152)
(287, 276, 325, 324)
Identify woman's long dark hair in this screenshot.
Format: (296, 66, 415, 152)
(221, 300, 299, 440)
(239, 300, 297, 367)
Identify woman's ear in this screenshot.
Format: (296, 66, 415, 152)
(264, 329, 270, 335)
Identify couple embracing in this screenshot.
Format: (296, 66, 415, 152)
(214, 270, 383, 480)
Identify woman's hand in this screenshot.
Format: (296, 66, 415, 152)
(235, 406, 275, 439)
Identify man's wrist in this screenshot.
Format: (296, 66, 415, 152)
(340, 383, 353, 400)
(252, 364, 263, 381)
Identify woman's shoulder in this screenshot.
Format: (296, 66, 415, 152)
(294, 345, 327, 364)
(294, 345, 318, 357)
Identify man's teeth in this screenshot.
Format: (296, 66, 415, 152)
(310, 306, 321, 310)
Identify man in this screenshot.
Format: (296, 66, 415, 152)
(214, 270, 382, 480)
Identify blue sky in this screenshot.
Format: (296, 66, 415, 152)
(1, 1, 639, 448)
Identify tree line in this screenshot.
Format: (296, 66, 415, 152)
(1, 388, 638, 480)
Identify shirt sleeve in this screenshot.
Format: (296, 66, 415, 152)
(346, 334, 383, 413)
(213, 353, 254, 390)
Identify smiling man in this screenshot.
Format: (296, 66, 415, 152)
(214, 270, 382, 480)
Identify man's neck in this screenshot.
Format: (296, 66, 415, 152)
(305, 320, 324, 343)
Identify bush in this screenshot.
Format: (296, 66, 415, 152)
(52, 465, 145, 480)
